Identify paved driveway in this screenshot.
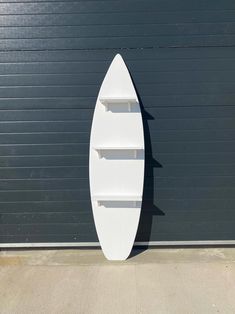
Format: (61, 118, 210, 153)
(0, 248, 235, 314)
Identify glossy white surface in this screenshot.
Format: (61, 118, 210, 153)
(89, 54, 145, 260)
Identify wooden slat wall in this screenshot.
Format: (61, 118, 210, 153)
(1, 0, 235, 243)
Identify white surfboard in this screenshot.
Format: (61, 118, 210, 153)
(89, 54, 145, 260)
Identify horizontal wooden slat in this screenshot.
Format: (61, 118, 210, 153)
(1, 82, 235, 98)
(149, 164, 235, 177)
(0, 109, 93, 121)
(1, 35, 235, 50)
(2, 71, 235, 87)
(2, 208, 235, 224)
(153, 176, 235, 188)
(1, 94, 235, 109)
(0, 133, 89, 144)
(0, 121, 91, 133)
(1, 220, 235, 237)
(1, 10, 235, 28)
(0, 198, 234, 214)
(147, 106, 235, 118)
(0, 200, 91, 213)
(156, 152, 235, 164)
(0, 212, 93, 224)
(136, 231, 235, 242)
(1, 48, 235, 63)
(0, 118, 234, 133)
(143, 198, 235, 212)
(0, 74, 104, 86)
(0, 187, 234, 202)
(2, 23, 235, 40)
(1, 73, 235, 89)
(0, 129, 234, 144)
(0, 174, 234, 191)
(0, 166, 89, 179)
(0, 98, 96, 110)
(0, 178, 89, 190)
(0, 106, 234, 122)
(0, 162, 234, 179)
(0, 222, 96, 236)
(0, 155, 88, 167)
(152, 118, 235, 130)
(143, 220, 235, 235)
(0, 234, 98, 243)
(0, 144, 88, 156)
(1, 1, 235, 15)
(0, 141, 234, 158)
(0, 152, 234, 168)
(1, 58, 235, 74)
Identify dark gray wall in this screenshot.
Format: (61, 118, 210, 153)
(1, 0, 235, 244)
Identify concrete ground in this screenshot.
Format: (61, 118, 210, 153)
(0, 248, 235, 314)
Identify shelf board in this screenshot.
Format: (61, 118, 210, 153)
(92, 195, 142, 202)
(94, 146, 144, 158)
(99, 97, 138, 105)
(100, 97, 138, 111)
(94, 146, 144, 151)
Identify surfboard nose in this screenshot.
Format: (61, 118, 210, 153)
(113, 53, 123, 60)
(112, 53, 125, 66)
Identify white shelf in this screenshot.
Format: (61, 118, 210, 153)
(94, 146, 144, 158)
(92, 195, 142, 201)
(100, 96, 138, 105)
(94, 146, 144, 150)
(99, 96, 138, 111)
(92, 195, 142, 206)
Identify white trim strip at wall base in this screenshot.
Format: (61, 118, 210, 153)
(1, 240, 235, 248)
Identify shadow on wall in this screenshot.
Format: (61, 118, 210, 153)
(131, 88, 165, 257)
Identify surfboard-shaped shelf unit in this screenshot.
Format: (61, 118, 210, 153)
(100, 96, 138, 111)
(93, 145, 144, 158)
(89, 54, 145, 261)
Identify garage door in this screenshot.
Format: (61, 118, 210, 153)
(1, 0, 235, 245)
